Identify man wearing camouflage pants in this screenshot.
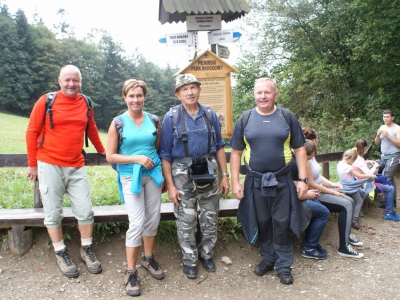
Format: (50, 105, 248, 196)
(159, 74, 230, 279)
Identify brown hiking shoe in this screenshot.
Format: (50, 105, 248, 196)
(79, 244, 102, 274)
(55, 248, 79, 278)
(124, 269, 141, 297)
(141, 255, 165, 280)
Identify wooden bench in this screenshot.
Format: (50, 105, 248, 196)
(0, 200, 240, 229)
(0, 147, 371, 255)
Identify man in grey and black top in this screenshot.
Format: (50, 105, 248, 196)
(230, 78, 308, 285)
(375, 109, 400, 208)
(159, 73, 230, 279)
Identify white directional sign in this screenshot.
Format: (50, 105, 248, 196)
(217, 45, 230, 59)
(186, 15, 222, 31)
(208, 29, 234, 44)
(165, 32, 197, 47)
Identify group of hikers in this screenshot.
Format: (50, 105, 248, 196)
(25, 65, 398, 297)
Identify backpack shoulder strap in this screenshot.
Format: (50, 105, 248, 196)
(147, 113, 160, 132)
(202, 105, 218, 145)
(44, 92, 57, 129)
(170, 104, 181, 128)
(241, 109, 253, 137)
(203, 106, 214, 125)
(113, 114, 124, 152)
(80, 93, 92, 147)
(280, 107, 293, 132)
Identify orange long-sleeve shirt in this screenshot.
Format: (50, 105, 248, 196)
(26, 91, 105, 167)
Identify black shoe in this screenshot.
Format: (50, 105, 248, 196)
(378, 200, 386, 209)
(200, 257, 216, 272)
(253, 262, 274, 276)
(183, 265, 197, 279)
(278, 271, 294, 284)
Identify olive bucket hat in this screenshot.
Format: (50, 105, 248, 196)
(174, 73, 201, 92)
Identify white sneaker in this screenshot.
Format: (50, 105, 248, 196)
(337, 244, 364, 258)
(349, 234, 363, 247)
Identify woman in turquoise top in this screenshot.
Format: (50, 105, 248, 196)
(106, 79, 164, 297)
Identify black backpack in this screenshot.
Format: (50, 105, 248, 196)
(39, 92, 92, 149)
(240, 106, 293, 137)
(169, 104, 218, 157)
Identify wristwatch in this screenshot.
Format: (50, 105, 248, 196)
(298, 178, 309, 184)
(221, 172, 229, 177)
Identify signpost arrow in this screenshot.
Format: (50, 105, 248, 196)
(159, 32, 198, 47)
(208, 30, 242, 44)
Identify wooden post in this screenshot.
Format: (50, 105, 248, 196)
(8, 225, 33, 256)
(34, 181, 43, 208)
(321, 149, 329, 179)
(211, 44, 217, 54)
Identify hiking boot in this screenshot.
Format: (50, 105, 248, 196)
(301, 247, 328, 260)
(55, 248, 79, 278)
(278, 271, 294, 284)
(200, 257, 216, 272)
(254, 262, 274, 276)
(141, 256, 164, 280)
(79, 244, 102, 274)
(124, 269, 140, 297)
(378, 200, 386, 209)
(348, 234, 363, 247)
(383, 212, 400, 222)
(183, 265, 197, 279)
(337, 244, 364, 258)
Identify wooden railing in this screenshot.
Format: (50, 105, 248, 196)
(0, 149, 358, 208)
(1, 149, 370, 255)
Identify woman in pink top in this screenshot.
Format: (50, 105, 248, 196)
(352, 140, 380, 175)
(353, 139, 400, 222)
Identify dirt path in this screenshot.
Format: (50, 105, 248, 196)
(1, 200, 400, 299)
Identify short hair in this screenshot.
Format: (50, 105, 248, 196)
(59, 65, 81, 79)
(383, 109, 394, 117)
(254, 78, 277, 91)
(304, 139, 317, 156)
(303, 127, 317, 140)
(354, 139, 368, 156)
(343, 148, 358, 164)
(122, 79, 147, 97)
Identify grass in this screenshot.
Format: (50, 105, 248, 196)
(0, 111, 109, 154)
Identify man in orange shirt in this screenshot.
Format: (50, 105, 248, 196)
(26, 65, 106, 278)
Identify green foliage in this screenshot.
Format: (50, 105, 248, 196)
(156, 220, 178, 245)
(93, 222, 128, 243)
(234, 0, 400, 151)
(217, 217, 242, 242)
(0, 229, 8, 251)
(0, 8, 33, 114)
(0, 168, 34, 209)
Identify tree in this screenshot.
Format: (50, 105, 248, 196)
(0, 6, 33, 114)
(234, 0, 400, 150)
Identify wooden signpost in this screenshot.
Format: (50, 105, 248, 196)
(174, 49, 238, 138)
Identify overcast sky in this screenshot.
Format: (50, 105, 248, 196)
(5, 0, 247, 69)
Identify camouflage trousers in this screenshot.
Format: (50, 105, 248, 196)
(172, 158, 220, 267)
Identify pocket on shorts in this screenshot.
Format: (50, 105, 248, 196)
(39, 183, 48, 194)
